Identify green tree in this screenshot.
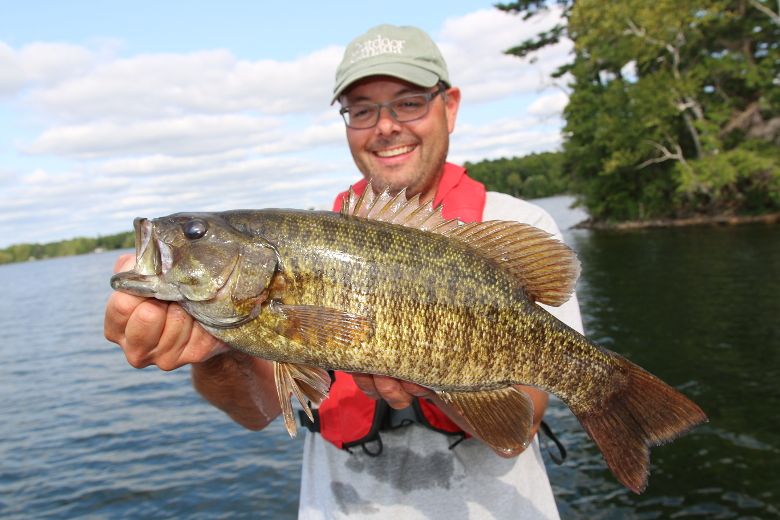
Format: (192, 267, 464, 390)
(500, 0, 780, 221)
(0, 230, 134, 265)
(465, 152, 570, 199)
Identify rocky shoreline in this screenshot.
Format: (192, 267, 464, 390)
(573, 212, 780, 230)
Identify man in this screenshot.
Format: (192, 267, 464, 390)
(105, 24, 583, 519)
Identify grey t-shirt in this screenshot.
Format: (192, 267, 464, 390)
(298, 192, 583, 520)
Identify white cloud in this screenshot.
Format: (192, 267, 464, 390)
(0, 42, 25, 96)
(0, 7, 573, 247)
(25, 114, 283, 158)
(438, 7, 572, 103)
(20, 42, 95, 83)
(0, 41, 100, 98)
(451, 116, 563, 163)
(24, 46, 342, 122)
(527, 91, 569, 118)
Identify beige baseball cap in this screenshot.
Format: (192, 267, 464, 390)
(332, 24, 450, 104)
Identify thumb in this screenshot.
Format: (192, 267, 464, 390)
(113, 253, 136, 274)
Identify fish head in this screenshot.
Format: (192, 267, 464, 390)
(110, 213, 278, 307)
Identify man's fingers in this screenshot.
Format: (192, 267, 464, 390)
(400, 380, 433, 398)
(150, 304, 196, 371)
(122, 299, 169, 367)
(104, 291, 143, 343)
(113, 253, 135, 273)
(177, 323, 231, 365)
(154, 307, 230, 370)
(352, 373, 380, 399)
(373, 375, 414, 409)
(352, 374, 428, 409)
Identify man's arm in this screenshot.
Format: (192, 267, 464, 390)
(104, 254, 281, 430)
(191, 352, 281, 430)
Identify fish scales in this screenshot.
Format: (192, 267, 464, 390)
(110, 192, 706, 494)
(220, 209, 618, 399)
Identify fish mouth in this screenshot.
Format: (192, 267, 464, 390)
(134, 217, 162, 276)
(109, 217, 164, 297)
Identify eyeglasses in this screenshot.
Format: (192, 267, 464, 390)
(339, 85, 446, 129)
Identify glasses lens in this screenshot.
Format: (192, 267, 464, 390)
(344, 104, 378, 129)
(390, 94, 431, 122)
(341, 88, 441, 129)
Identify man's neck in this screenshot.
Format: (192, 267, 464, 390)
(417, 166, 446, 204)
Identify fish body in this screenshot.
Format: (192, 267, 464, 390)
(213, 209, 588, 389)
(111, 187, 706, 493)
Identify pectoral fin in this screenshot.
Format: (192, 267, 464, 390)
(273, 361, 331, 437)
(267, 302, 374, 349)
(436, 386, 534, 456)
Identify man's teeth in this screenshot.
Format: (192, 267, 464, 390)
(376, 145, 415, 158)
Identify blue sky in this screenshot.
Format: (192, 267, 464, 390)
(0, 1, 571, 248)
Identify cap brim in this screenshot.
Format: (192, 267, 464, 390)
(331, 62, 440, 104)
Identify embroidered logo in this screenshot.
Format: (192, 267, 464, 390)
(350, 35, 406, 63)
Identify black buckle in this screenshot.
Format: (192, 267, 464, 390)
(298, 407, 320, 433)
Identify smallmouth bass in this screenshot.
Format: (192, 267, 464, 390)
(110, 186, 707, 493)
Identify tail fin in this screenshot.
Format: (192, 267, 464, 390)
(573, 358, 707, 493)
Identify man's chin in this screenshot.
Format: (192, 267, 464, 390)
(367, 175, 414, 195)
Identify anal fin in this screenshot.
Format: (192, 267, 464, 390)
(273, 361, 331, 437)
(437, 386, 534, 456)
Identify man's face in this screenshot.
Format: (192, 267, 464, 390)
(341, 76, 461, 202)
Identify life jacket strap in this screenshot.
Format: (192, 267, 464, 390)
(538, 420, 567, 465)
(300, 406, 566, 460)
(299, 398, 467, 454)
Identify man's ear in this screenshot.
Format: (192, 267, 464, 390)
(444, 87, 461, 134)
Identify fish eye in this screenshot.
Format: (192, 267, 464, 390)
(182, 219, 208, 240)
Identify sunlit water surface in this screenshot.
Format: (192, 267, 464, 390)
(1, 197, 777, 518)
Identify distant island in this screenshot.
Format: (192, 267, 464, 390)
(0, 231, 134, 265)
(2, 138, 777, 266)
(0, 153, 570, 266)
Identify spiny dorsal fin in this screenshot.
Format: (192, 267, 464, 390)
(341, 182, 580, 306)
(341, 181, 462, 233)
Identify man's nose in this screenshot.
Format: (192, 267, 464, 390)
(375, 106, 401, 135)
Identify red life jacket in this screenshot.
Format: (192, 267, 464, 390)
(308, 163, 486, 451)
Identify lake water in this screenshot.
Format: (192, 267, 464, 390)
(1, 197, 778, 519)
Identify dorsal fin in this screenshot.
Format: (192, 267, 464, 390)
(340, 181, 462, 233)
(340, 182, 580, 306)
(445, 221, 580, 306)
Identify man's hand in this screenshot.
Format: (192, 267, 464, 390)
(104, 253, 229, 370)
(351, 373, 434, 409)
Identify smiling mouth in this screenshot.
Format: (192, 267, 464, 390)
(374, 144, 416, 158)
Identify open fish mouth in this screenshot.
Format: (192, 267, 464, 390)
(134, 217, 162, 276)
(109, 217, 164, 297)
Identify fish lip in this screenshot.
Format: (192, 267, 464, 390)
(109, 271, 159, 296)
(134, 217, 161, 276)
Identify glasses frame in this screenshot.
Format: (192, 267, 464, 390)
(339, 84, 446, 129)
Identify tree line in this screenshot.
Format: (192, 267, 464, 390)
(0, 231, 134, 265)
(6, 1, 777, 263)
(464, 152, 572, 199)
(1, 150, 572, 266)
(500, 0, 780, 222)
